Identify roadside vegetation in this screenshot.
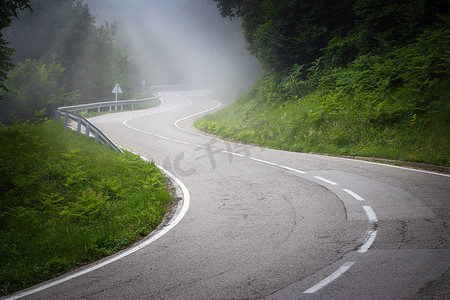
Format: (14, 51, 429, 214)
(197, 0, 449, 166)
(0, 119, 173, 296)
(0, 0, 138, 126)
(0, 1, 177, 296)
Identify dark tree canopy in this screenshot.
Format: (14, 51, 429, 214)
(214, 0, 449, 72)
(1, 0, 134, 124)
(0, 0, 31, 92)
(4, 0, 133, 102)
(0, 0, 31, 29)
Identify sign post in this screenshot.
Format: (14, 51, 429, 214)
(112, 83, 122, 101)
(112, 83, 122, 110)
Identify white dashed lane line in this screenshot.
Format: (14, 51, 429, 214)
(358, 230, 378, 253)
(343, 188, 365, 201)
(363, 206, 378, 223)
(303, 262, 356, 294)
(248, 157, 279, 167)
(314, 176, 338, 186)
(279, 165, 307, 174)
(122, 95, 382, 295)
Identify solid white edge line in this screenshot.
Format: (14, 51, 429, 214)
(314, 176, 338, 186)
(358, 230, 377, 253)
(363, 206, 378, 223)
(6, 160, 190, 300)
(343, 188, 364, 201)
(173, 100, 222, 135)
(303, 262, 355, 294)
(331, 155, 450, 178)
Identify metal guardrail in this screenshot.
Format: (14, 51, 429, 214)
(55, 110, 124, 153)
(57, 96, 159, 115)
(55, 85, 206, 154)
(55, 94, 160, 154)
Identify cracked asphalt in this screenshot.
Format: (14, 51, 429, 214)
(8, 90, 449, 300)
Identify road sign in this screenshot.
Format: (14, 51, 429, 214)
(112, 83, 122, 101)
(112, 83, 122, 94)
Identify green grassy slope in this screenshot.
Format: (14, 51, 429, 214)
(0, 120, 173, 295)
(196, 24, 449, 166)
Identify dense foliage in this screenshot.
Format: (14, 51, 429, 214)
(0, 0, 135, 124)
(0, 0, 31, 92)
(197, 1, 450, 166)
(0, 57, 79, 124)
(0, 120, 173, 295)
(214, 0, 448, 72)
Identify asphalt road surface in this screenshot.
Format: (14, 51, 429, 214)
(8, 90, 450, 299)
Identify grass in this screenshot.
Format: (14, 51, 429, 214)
(195, 82, 449, 167)
(0, 119, 174, 296)
(195, 25, 449, 167)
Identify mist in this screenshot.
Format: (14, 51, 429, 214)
(85, 0, 261, 98)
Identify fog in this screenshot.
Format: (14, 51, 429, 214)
(85, 0, 261, 97)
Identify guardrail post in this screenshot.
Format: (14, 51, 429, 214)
(85, 124, 90, 139)
(109, 105, 112, 112)
(55, 110, 60, 123)
(98, 106, 100, 113)
(95, 131, 99, 143)
(77, 116, 82, 135)
(64, 113, 68, 131)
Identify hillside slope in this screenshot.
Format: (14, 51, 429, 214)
(196, 20, 449, 166)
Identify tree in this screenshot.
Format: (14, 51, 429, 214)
(215, 0, 355, 72)
(0, 0, 31, 93)
(4, 0, 134, 102)
(352, 0, 449, 53)
(0, 57, 79, 124)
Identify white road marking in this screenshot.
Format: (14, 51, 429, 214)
(222, 150, 245, 157)
(249, 157, 279, 167)
(172, 139, 192, 145)
(280, 165, 307, 174)
(358, 230, 377, 253)
(74, 91, 398, 299)
(154, 135, 169, 140)
(363, 206, 378, 223)
(173, 101, 222, 135)
(314, 176, 338, 186)
(343, 189, 364, 201)
(303, 262, 355, 293)
(6, 160, 190, 300)
(332, 156, 450, 178)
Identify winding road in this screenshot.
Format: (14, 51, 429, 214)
(9, 90, 450, 299)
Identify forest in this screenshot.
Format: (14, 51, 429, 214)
(0, 0, 136, 125)
(196, 0, 450, 166)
